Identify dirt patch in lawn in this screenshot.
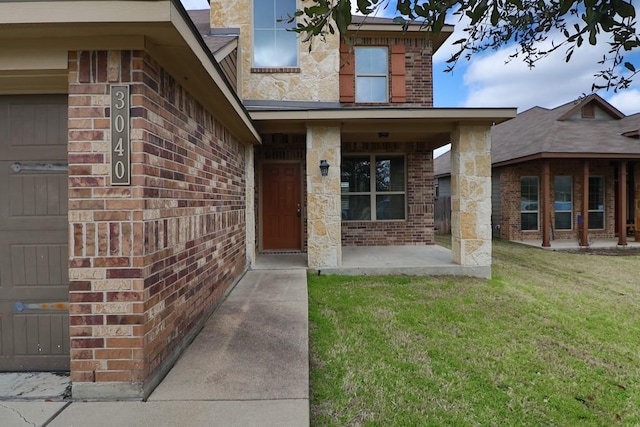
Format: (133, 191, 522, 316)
(564, 247, 640, 256)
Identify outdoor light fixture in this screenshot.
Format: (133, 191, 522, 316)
(319, 160, 330, 176)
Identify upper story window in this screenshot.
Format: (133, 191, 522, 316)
(355, 47, 388, 103)
(253, 0, 298, 68)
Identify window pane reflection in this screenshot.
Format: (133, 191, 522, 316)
(341, 157, 370, 192)
(376, 194, 404, 220)
(341, 195, 371, 220)
(376, 156, 404, 191)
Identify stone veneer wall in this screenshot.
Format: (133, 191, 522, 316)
(340, 36, 433, 107)
(209, 0, 340, 103)
(498, 159, 616, 242)
(68, 50, 248, 398)
(341, 142, 435, 246)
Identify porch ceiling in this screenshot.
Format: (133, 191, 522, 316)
(250, 108, 516, 148)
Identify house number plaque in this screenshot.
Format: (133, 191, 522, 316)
(110, 85, 130, 185)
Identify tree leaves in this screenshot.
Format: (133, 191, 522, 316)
(291, 0, 639, 91)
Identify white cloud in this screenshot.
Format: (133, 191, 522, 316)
(607, 89, 640, 115)
(459, 35, 640, 113)
(181, 0, 209, 10)
(431, 10, 640, 114)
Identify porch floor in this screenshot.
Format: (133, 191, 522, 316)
(513, 238, 640, 251)
(255, 245, 491, 278)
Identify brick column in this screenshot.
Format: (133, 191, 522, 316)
(68, 50, 145, 399)
(306, 125, 341, 269)
(69, 50, 249, 399)
(450, 124, 492, 278)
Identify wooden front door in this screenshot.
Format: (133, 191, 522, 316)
(0, 95, 70, 371)
(262, 163, 302, 251)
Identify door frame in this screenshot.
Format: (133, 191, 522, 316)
(258, 160, 304, 252)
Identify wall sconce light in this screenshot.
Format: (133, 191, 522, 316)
(319, 160, 330, 176)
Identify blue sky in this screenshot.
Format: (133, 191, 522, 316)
(181, 0, 640, 116)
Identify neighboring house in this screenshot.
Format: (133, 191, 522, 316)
(435, 94, 640, 246)
(0, 0, 513, 400)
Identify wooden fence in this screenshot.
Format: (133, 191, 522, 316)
(434, 196, 451, 235)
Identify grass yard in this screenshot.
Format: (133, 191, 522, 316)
(308, 238, 640, 426)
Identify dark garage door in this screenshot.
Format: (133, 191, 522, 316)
(0, 95, 69, 371)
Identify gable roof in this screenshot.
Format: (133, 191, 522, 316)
(435, 94, 640, 177)
(492, 94, 640, 166)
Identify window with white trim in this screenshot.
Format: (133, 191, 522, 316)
(253, 0, 297, 68)
(554, 176, 573, 230)
(355, 47, 388, 103)
(341, 155, 406, 221)
(521, 176, 539, 231)
(588, 176, 605, 229)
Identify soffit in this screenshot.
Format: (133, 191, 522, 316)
(0, 0, 260, 144)
(250, 108, 516, 147)
(348, 17, 454, 52)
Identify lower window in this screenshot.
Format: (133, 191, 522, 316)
(554, 176, 573, 230)
(341, 155, 406, 221)
(588, 176, 605, 229)
(521, 176, 539, 231)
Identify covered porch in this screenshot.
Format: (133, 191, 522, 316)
(250, 107, 516, 279)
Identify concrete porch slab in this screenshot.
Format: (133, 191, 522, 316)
(254, 253, 308, 270)
(321, 245, 491, 278)
(255, 246, 491, 278)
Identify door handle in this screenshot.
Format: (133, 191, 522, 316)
(296, 204, 301, 217)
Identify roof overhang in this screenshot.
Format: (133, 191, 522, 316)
(250, 107, 516, 148)
(494, 152, 640, 168)
(346, 21, 454, 52)
(0, 0, 260, 144)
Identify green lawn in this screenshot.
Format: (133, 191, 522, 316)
(308, 239, 640, 426)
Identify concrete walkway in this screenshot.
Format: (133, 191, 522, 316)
(0, 269, 309, 427)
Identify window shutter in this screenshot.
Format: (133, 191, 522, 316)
(340, 43, 355, 103)
(391, 44, 406, 103)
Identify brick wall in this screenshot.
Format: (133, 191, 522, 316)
(340, 37, 433, 107)
(498, 159, 616, 242)
(341, 142, 435, 246)
(68, 50, 248, 397)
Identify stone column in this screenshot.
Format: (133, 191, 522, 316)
(306, 125, 341, 269)
(450, 124, 492, 278)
